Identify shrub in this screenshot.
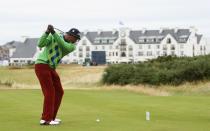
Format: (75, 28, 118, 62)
(102, 55, 210, 85)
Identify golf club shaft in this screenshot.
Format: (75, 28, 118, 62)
(54, 27, 65, 34)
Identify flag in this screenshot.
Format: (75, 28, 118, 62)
(119, 21, 124, 26)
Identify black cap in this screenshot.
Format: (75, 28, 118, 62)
(66, 28, 81, 40)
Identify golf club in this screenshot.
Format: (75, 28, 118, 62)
(54, 27, 65, 34)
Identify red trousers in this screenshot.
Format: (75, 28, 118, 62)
(35, 64, 64, 121)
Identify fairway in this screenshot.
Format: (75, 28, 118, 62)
(0, 89, 210, 131)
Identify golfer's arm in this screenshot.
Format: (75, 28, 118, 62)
(38, 33, 51, 48)
(53, 33, 76, 52)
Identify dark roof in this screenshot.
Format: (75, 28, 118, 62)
(11, 38, 38, 58)
(196, 34, 203, 44)
(2, 41, 22, 49)
(129, 29, 192, 44)
(85, 31, 119, 45)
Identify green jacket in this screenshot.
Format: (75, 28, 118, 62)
(35, 32, 76, 69)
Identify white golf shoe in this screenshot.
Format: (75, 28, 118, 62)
(54, 118, 62, 123)
(40, 120, 60, 125)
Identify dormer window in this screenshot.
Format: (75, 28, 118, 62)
(108, 39, 115, 44)
(139, 39, 144, 43)
(94, 39, 100, 44)
(82, 40, 87, 45)
(167, 38, 171, 44)
(101, 39, 107, 44)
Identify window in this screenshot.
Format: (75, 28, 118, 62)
(79, 53, 83, 57)
(113, 52, 115, 56)
(109, 39, 115, 44)
(167, 38, 171, 44)
(180, 44, 184, 49)
(139, 39, 145, 43)
(163, 45, 167, 50)
(154, 38, 157, 43)
(147, 38, 154, 43)
(95, 46, 98, 50)
(129, 53, 133, 57)
(138, 52, 144, 56)
(115, 46, 119, 49)
(73, 52, 77, 56)
(79, 46, 83, 51)
(148, 45, 151, 49)
(147, 51, 152, 56)
(121, 52, 126, 57)
(129, 45, 133, 51)
(180, 51, 184, 56)
(200, 46, 203, 51)
(109, 46, 113, 50)
(86, 46, 90, 51)
(158, 38, 163, 42)
(171, 45, 175, 50)
(156, 45, 160, 49)
(156, 51, 160, 56)
(139, 45, 143, 49)
(86, 52, 90, 57)
(121, 39, 126, 45)
(14, 60, 18, 62)
(82, 40, 87, 45)
(116, 52, 118, 56)
(102, 39, 107, 44)
(179, 38, 186, 43)
(163, 51, 167, 56)
(27, 60, 31, 64)
(102, 46, 105, 50)
(94, 39, 100, 44)
(109, 52, 112, 56)
(120, 46, 126, 51)
(171, 51, 175, 56)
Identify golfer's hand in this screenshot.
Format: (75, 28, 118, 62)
(45, 25, 51, 34)
(47, 25, 55, 34)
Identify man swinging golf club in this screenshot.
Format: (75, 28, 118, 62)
(35, 25, 80, 125)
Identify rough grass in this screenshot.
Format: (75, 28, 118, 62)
(1, 65, 210, 96)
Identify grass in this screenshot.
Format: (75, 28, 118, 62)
(0, 89, 210, 131)
(1, 65, 210, 96)
(0, 65, 105, 89)
(1, 65, 210, 130)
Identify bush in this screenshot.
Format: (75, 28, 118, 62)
(102, 55, 210, 85)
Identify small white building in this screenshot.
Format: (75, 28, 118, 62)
(10, 38, 39, 66)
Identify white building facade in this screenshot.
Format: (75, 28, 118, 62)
(9, 27, 208, 66)
(62, 27, 207, 64)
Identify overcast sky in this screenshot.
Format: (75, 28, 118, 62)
(0, 0, 210, 45)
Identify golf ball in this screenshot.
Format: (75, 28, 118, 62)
(96, 119, 100, 122)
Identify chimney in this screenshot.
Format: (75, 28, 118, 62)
(160, 27, 169, 34)
(97, 29, 102, 35)
(112, 28, 117, 34)
(189, 26, 197, 36)
(142, 28, 147, 34)
(84, 29, 88, 35)
(159, 28, 163, 34)
(175, 27, 179, 33)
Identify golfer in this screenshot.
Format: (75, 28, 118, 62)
(35, 25, 80, 125)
